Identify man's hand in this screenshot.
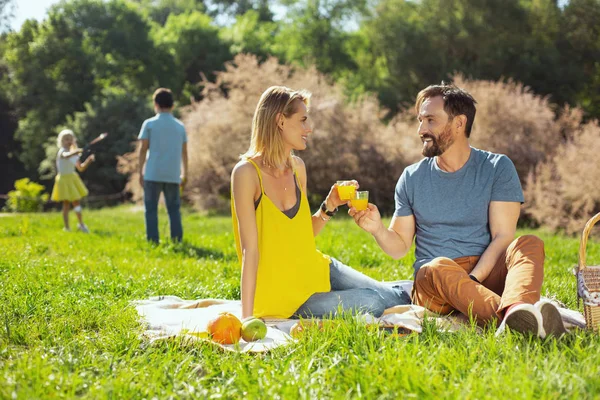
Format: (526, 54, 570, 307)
(349, 203, 384, 235)
(87, 154, 95, 163)
(180, 174, 187, 189)
(139, 174, 144, 189)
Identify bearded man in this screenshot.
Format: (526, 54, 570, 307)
(349, 83, 566, 338)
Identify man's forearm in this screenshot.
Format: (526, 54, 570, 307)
(373, 225, 411, 260)
(470, 234, 514, 282)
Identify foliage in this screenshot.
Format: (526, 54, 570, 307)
(4, 178, 49, 212)
(222, 10, 278, 59)
(3, 0, 168, 173)
(351, 0, 593, 115)
(524, 120, 600, 235)
(561, 0, 600, 120)
(272, 0, 366, 78)
(206, 0, 273, 20)
(3, 0, 600, 211)
(1, 208, 600, 398)
(131, 0, 206, 25)
(0, 0, 14, 32)
(153, 11, 231, 102)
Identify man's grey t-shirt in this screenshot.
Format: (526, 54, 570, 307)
(138, 112, 187, 184)
(394, 147, 524, 273)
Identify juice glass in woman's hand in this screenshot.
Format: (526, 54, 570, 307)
(337, 180, 356, 201)
(350, 191, 369, 211)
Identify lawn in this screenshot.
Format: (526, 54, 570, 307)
(1, 206, 600, 399)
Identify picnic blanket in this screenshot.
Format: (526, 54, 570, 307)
(134, 283, 586, 353)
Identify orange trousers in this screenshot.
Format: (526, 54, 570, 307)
(412, 235, 545, 324)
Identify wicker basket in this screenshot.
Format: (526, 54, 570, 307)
(577, 212, 600, 332)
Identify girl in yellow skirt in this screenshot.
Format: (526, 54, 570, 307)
(51, 129, 95, 232)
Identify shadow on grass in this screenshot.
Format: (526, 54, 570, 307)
(167, 241, 236, 261)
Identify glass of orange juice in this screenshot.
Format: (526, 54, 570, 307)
(350, 191, 369, 211)
(337, 180, 356, 201)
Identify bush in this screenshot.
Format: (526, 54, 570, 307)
(386, 75, 576, 183)
(4, 178, 49, 212)
(524, 120, 600, 235)
(181, 54, 408, 212)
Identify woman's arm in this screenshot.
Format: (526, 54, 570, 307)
(232, 162, 261, 319)
(293, 156, 355, 237)
(75, 154, 95, 172)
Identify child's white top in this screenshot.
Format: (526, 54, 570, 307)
(56, 148, 79, 174)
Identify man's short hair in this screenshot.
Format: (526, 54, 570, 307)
(415, 83, 477, 138)
(153, 88, 174, 109)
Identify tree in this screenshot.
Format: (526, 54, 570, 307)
(207, 0, 273, 21)
(132, 0, 205, 25)
(153, 11, 231, 102)
(223, 10, 278, 59)
(560, 0, 600, 119)
(0, 0, 14, 32)
(272, 0, 367, 78)
(353, 0, 570, 113)
(3, 0, 171, 174)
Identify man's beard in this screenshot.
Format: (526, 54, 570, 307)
(421, 123, 454, 157)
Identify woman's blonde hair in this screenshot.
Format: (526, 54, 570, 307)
(57, 129, 76, 148)
(242, 86, 311, 169)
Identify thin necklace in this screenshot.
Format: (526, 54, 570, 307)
(260, 162, 291, 191)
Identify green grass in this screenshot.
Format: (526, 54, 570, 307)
(1, 206, 600, 399)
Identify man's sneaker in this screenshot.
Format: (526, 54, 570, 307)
(78, 224, 90, 233)
(495, 303, 545, 338)
(535, 300, 567, 338)
(63, 227, 71, 232)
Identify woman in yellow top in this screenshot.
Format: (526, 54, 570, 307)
(231, 86, 410, 319)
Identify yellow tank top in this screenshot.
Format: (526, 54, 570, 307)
(231, 159, 331, 318)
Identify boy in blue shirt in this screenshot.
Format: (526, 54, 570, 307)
(138, 88, 188, 243)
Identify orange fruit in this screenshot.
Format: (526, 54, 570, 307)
(207, 312, 242, 344)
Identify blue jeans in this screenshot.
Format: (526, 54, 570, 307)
(143, 180, 183, 243)
(293, 257, 411, 318)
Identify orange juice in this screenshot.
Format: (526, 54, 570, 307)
(337, 184, 356, 201)
(350, 198, 368, 211)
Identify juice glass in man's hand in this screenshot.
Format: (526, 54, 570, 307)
(351, 191, 369, 211)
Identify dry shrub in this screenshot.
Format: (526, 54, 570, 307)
(386, 75, 576, 182)
(180, 54, 407, 212)
(116, 151, 142, 202)
(524, 120, 600, 235)
(119, 59, 596, 229)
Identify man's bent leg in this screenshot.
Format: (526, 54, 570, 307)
(143, 180, 161, 243)
(497, 235, 545, 314)
(413, 257, 503, 323)
(163, 182, 183, 242)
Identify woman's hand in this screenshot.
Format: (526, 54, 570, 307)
(87, 154, 95, 162)
(325, 180, 359, 210)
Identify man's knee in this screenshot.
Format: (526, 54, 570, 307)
(416, 257, 454, 282)
(510, 235, 545, 262)
(515, 234, 544, 249)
